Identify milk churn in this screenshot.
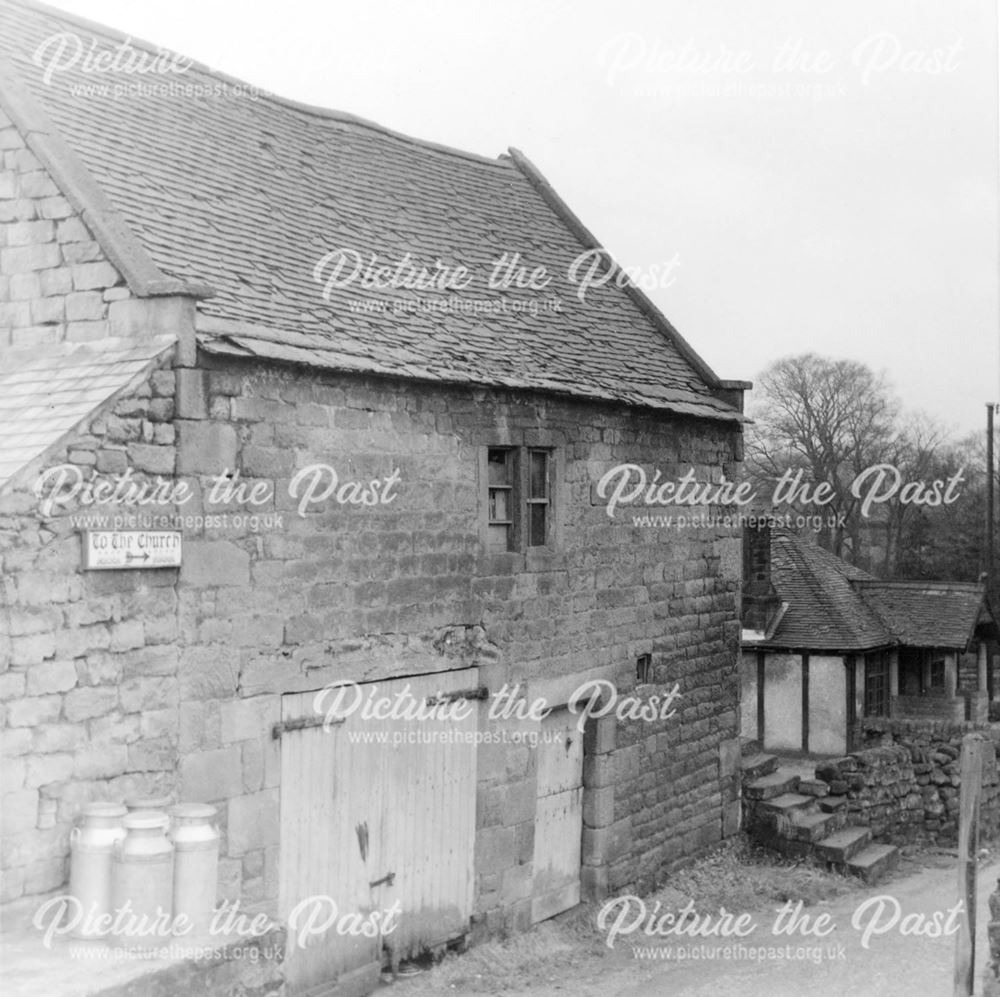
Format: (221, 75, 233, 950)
(110, 810, 174, 943)
(68, 802, 127, 939)
(168, 803, 219, 937)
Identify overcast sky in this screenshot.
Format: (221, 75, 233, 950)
(48, 0, 999, 437)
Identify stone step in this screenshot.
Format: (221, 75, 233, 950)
(744, 771, 801, 801)
(741, 752, 779, 780)
(740, 736, 762, 756)
(758, 793, 814, 818)
(814, 826, 871, 863)
(769, 835, 815, 860)
(797, 779, 830, 798)
(787, 810, 840, 843)
(818, 796, 847, 813)
(844, 843, 900, 884)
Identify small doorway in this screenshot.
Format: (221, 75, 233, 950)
(531, 708, 583, 923)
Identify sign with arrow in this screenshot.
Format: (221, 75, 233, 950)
(81, 530, 182, 570)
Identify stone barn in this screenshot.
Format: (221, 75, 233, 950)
(0, 1, 749, 993)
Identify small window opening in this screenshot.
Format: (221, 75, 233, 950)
(636, 654, 652, 685)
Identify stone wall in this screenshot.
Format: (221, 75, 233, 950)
(1, 348, 744, 937)
(984, 877, 1000, 996)
(812, 719, 1000, 844)
(890, 694, 966, 724)
(0, 353, 179, 901)
(0, 111, 127, 348)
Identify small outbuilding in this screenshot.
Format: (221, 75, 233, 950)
(742, 526, 999, 756)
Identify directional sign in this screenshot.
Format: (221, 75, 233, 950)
(81, 530, 182, 570)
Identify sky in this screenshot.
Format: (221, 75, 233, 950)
(42, 0, 1000, 437)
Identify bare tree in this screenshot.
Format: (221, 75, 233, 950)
(747, 354, 900, 560)
(876, 413, 950, 574)
(894, 432, 984, 581)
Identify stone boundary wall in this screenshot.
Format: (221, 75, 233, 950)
(811, 719, 1000, 844)
(985, 878, 1000, 995)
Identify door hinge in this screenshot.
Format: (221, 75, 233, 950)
(271, 714, 346, 739)
(426, 686, 489, 707)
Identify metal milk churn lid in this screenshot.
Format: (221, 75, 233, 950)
(124, 793, 175, 813)
(110, 810, 175, 944)
(68, 802, 127, 940)
(168, 803, 220, 938)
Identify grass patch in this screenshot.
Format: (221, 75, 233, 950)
(384, 834, 856, 994)
(663, 834, 854, 913)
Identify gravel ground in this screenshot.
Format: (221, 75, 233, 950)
(381, 850, 999, 997)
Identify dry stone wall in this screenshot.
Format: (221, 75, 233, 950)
(812, 720, 1000, 844)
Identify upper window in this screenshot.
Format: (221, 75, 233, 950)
(526, 449, 550, 547)
(487, 448, 515, 553)
(484, 446, 555, 553)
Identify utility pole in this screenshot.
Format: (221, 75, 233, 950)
(988, 403, 996, 590)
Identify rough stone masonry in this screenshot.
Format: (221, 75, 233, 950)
(0, 107, 744, 944)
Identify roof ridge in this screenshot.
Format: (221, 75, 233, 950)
(803, 538, 875, 582)
(851, 584, 903, 643)
(4, 0, 514, 169)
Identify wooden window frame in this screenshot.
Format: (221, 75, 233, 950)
(864, 652, 889, 718)
(486, 446, 518, 553)
(525, 448, 551, 548)
(930, 657, 945, 689)
(480, 444, 558, 554)
(636, 653, 653, 685)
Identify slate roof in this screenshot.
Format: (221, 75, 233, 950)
(0, 0, 745, 422)
(853, 581, 988, 650)
(751, 530, 992, 653)
(0, 337, 174, 490)
(765, 530, 891, 652)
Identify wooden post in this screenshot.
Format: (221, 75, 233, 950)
(756, 650, 765, 746)
(801, 653, 810, 754)
(954, 733, 985, 996)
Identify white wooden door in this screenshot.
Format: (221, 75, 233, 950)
(279, 669, 478, 996)
(531, 708, 583, 922)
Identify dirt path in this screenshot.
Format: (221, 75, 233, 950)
(615, 855, 999, 997)
(383, 855, 1000, 997)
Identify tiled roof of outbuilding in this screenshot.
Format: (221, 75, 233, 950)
(0, 0, 745, 422)
(853, 580, 988, 650)
(754, 529, 993, 653)
(766, 530, 891, 651)
(0, 337, 174, 490)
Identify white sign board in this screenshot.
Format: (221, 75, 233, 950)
(82, 530, 182, 570)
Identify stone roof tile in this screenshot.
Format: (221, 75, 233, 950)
(0, 0, 744, 421)
(0, 337, 174, 491)
(760, 530, 992, 653)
